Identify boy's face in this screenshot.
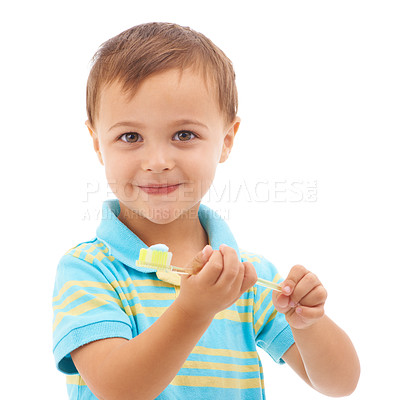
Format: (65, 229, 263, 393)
(87, 68, 240, 224)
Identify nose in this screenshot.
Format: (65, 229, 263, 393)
(140, 142, 175, 173)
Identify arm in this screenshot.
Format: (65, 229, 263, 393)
(273, 265, 360, 397)
(71, 244, 258, 400)
(71, 299, 214, 400)
(283, 316, 360, 397)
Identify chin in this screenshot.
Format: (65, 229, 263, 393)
(145, 203, 200, 224)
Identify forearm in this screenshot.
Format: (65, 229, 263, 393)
(292, 315, 360, 397)
(73, 246, 257, 400)
(97, 300, 214, 400)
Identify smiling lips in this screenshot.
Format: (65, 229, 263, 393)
(138, 183, 181, 195)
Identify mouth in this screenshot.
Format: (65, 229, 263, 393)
(140, 183, 180, 188)
(138, 183, 181, 195)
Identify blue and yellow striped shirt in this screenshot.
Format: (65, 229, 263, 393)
(52, 199, 294, 399)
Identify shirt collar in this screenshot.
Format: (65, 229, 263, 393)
(96, 199, 240, 274)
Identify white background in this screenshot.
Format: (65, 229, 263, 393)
(1, 0, 399, 398)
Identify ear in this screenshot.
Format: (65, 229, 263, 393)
(85, 120, 104, 166)
(219, 116, 241, 163)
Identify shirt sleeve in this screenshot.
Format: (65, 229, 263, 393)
(52, 251, 134, 374)
(252, 256, 295, 364)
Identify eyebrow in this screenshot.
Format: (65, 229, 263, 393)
(107, 119, 209, 132)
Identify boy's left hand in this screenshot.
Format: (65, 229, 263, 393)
(272, 265, 328, 330)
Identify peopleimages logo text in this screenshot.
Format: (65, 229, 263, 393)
(82, 179, 318, 203)
(80, 179, 318, 221)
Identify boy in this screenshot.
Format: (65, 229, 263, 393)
(52, 22, 360, 399)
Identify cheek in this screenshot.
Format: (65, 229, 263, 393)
(103, 155, 140, 200)
(103, 152, 134, 184)
(193, 138, 223, 164)
(188, 146, 221, 189)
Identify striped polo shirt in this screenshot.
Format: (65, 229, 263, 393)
(52, 199, 294, 399)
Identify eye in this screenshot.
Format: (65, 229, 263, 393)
(174, 130, 197, 141)
(119, 132, 142, 143)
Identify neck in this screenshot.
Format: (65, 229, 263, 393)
(117, 201, 209, 255)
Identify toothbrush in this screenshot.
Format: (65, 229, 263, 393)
(136, 244, 282, 292)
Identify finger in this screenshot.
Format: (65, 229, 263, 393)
(229, 261, 245, 295)
(202, 245, 214, 261)
(215, 244, 240, 287)
(281, 265, 309, 296)
(180, 245, 213, 285)
(196, 249, 224, 286)
(272, 282, 289, 306)
(297, 284, 327, 307)
(183, 245, 213, 274)
(290, 272, 321, 305)
(240, 261, 258, 293)
(273, 292, 292, 314)
(294, 304, 325, 324)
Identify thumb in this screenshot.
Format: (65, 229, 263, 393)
(184, 244, 213, 274)
(272, 290, 291, 314)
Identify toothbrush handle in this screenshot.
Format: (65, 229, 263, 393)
(172, 265, 282, 292)
(256, 277, 282, 292)
(170, 265, 191, 274)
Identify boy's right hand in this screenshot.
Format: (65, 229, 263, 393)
(175, 244, 258, 322)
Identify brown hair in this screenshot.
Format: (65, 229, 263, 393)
(86, 22, 238, 130)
